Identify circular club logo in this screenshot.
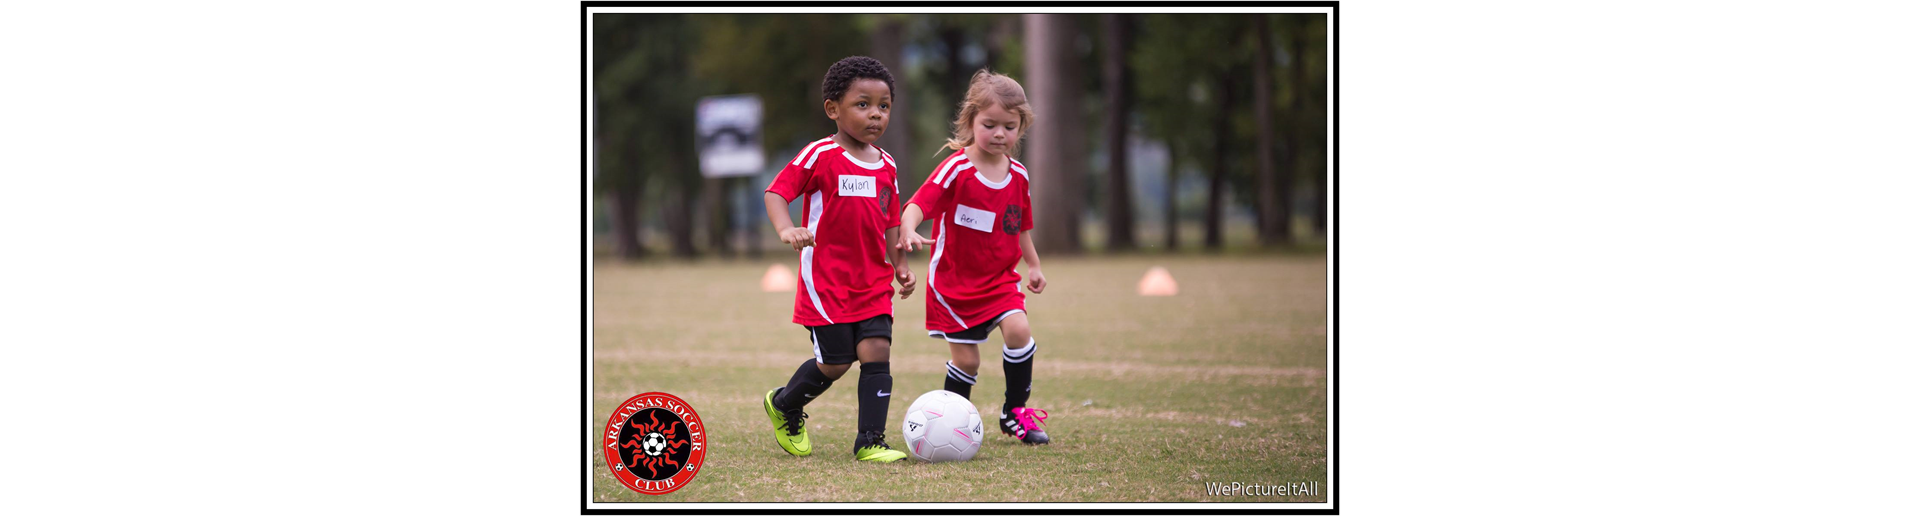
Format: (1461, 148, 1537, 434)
(603, 392, 706, 495)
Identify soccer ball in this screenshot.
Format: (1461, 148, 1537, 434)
(901, 390, 983, 462)
(641, 432, 667, 456)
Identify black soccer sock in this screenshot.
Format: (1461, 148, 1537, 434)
(944, 360, 978, 399)
(773, 358, 835, 411)
(1002, 339, 1036, 409)
(856, 361, 893, 436)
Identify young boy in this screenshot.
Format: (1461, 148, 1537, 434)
(760, 56, 914, 463)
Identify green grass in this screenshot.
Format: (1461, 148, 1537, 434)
(591, 253, 1328, 502)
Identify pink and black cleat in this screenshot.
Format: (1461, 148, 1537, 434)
(999, 407, 1050, 445)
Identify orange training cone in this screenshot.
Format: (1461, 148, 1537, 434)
(1137, 266, 1178, 296)
(761, 264, 796, 292)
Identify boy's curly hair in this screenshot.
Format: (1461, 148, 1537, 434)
(821, 56, 895, 102)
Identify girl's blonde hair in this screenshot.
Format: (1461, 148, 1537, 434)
(939, 69, 1035, 156)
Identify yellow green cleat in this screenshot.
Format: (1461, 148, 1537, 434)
(764, 388, 812, 456)
(853, 430, 908, 463)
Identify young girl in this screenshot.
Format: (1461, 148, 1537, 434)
(896, 69, 1051, 445)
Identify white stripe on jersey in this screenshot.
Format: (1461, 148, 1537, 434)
(803, 143, 841, 169)
(807, 191, 824, 231)
(879, 149, 896, 168)
(791, 137, 833, 166)
(932, 153, 968, 184)
(943, 162, 974, 188)
(927, 212, 969, 329)
(1011, 158, 1030, 197)
(799, 191, 833, 324)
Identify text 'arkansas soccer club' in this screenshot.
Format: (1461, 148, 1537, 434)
(605, 393, 707, 494)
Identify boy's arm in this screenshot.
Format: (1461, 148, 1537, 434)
(764, 191, 813, 251)
(1019, 230, 1045, 293)
(766, 142, 824, 251)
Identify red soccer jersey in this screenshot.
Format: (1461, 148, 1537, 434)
(765, 136, 903, 326)
(908, 149, 1034, 333)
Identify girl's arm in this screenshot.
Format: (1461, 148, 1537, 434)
(896, 204, 936, 252)
(888, 226, 915, 298)
(1019, 230, 1046, 294)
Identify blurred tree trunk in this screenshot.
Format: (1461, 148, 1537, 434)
(986, 17, 1018, 71)
(610, 181, 646, 260)
(704, 176, 730, 256)
(871, 16, 912, 181)
(1312, 170, 1327, 240)
(607, 128, 649, 260)
(665, 153, 698, 258)
(1164, 153, 1179, 250)
(1314, 123, 1327, 235)
(942, 25, 967, 114)
(1292, 20, 1322, 238)
(1024, 14, 1086, 255)
(1204, 73, 1236, 250)
(1254, 14, 1290, 246)
(1101, 13, 1136, 252)
(663, 197, 695, 259)
(745, 186, 762, 259)
(592, 17, 648, 262)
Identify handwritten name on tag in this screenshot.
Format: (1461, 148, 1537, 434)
(954, 204, 997, 233)
(838, 175, 876, 197)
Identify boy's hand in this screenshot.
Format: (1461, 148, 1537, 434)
(1025, 267, 1046, 294)
(894, 265, 916, 299)
(779, 227, 815, 251)
(896, 231, 935, 253)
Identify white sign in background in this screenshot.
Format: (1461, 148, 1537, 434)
(696, 95, 764, 178)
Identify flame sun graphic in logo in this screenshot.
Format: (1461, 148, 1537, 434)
(620, 411, 690, 478)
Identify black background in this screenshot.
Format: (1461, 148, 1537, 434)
(616, 407, 693, 481)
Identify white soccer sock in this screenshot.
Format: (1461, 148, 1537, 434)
(1002, 339, 1036, 363)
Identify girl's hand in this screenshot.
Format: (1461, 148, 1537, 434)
(1025, 268, 1046, 294)
(896, 231, 935, 253)
(779, 227, 814, 251)
(894, 266, 916, 299)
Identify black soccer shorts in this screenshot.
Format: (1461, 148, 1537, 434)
(927, 309, 1024, 344)
(806, 314, 893, 365)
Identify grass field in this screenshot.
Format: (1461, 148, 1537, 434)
(590, 252, 1328, 503)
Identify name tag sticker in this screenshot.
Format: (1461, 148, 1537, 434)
(954, 204, 997, 233)
(838, 175, 877, 197)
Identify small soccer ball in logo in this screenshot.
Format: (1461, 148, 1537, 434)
(901, 390, 983, 462)
(642, 432, 668, 456)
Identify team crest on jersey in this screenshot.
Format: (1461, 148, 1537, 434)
(1002, 204, 1023, 235)
(878, 184, 894, 215)
(603, 392, 706, 495)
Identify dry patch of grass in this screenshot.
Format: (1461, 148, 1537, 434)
(590, 254, 1328, 502)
